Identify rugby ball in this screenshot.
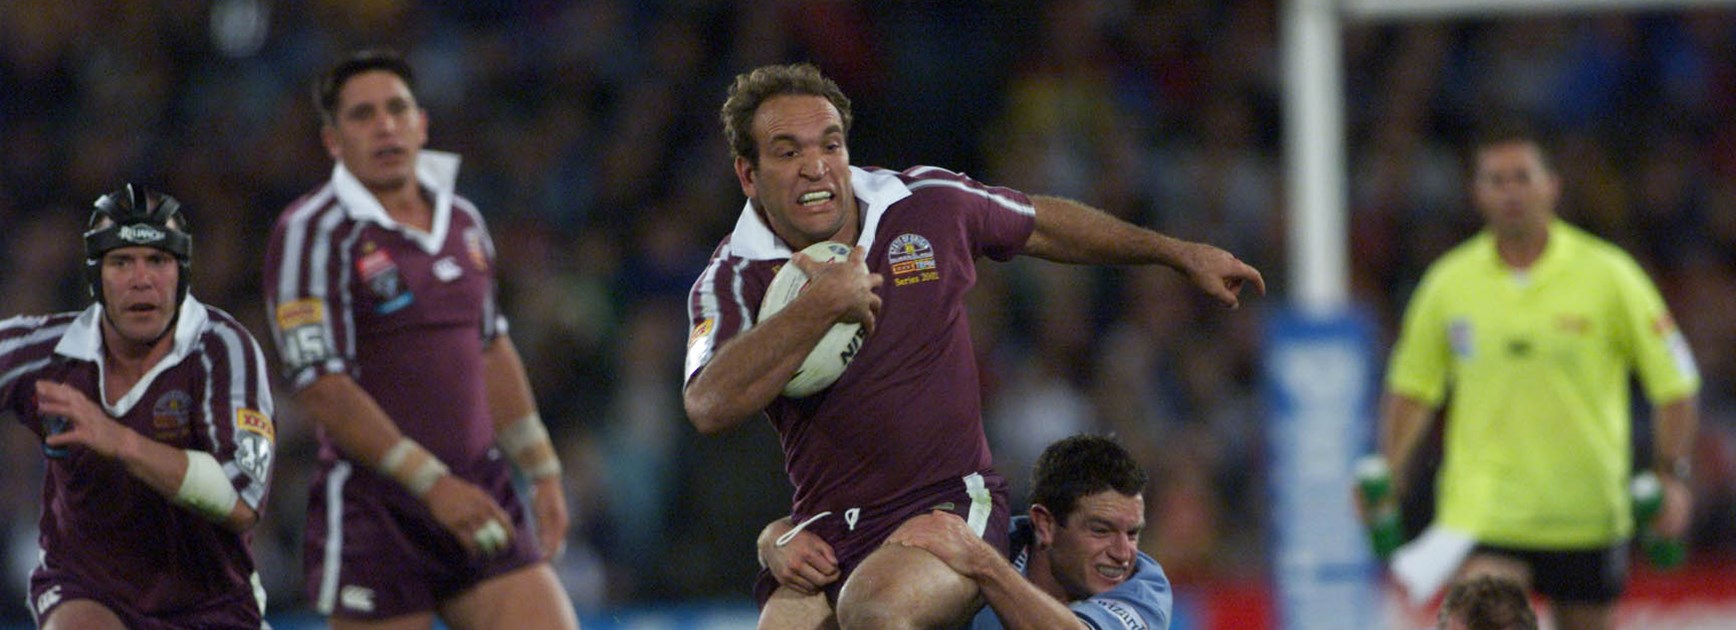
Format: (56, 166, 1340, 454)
(760, 241, 868, 398)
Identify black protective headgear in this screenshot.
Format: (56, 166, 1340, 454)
(83, 184, 193, 308)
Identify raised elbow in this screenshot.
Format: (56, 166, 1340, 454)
(683, 389, 748, 435)
(684, 399, 731, 435)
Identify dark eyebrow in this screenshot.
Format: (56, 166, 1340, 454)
(768, 125, 845, 147)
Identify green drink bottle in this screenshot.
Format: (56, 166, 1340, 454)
(1630, 471, 1686, 570)
(1355, 455, 1405, 560)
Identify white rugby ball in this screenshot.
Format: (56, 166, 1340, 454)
(760, 241, 867, 398)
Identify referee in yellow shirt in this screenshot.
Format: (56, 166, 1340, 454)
(1377, 125, 1700, 630)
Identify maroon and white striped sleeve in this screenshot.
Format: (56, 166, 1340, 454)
(684, 240, 754, 386)
(196, 308, 276, 511)
(263, 188, 358, 392)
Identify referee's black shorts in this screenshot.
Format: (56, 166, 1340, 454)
(1472, 542, 1629, 604)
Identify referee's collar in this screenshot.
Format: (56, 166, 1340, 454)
(726, 165, 912, 261)
(1485, 219, 1574, 278)
(330, 150, 462, 255)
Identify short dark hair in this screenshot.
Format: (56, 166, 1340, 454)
(315, 48, 416, 125)
(1438, 576, 1538, 630)
(1030, 434, 1148, 524)
(719, 63, 852, 165)
(1469, 118, 1554, 173)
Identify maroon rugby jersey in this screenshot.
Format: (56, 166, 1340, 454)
(263, 151, 506, 470)
(0, 299, 274, 618)
(686, 165, 1035, 516)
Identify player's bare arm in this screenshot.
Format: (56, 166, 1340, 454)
(1022, 195, 1265, 308)
(296, 372, 514, 556)
(758, 517, 841, 596)
(35, 380, 258, 533)
(887, 511, 1087, 630)
(1652, 395, 1699, 538)
(683, 247, 882, 433)
(481, 336, 569, 559)
(1377, 391, 1437, 498)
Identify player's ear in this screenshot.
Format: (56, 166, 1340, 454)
(1031, 504, 1057, 550)
(735, 156, 757, 198)
(320, 125, 342, 160)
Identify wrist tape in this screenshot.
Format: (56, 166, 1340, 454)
(177, 450, 240, 521)
(379, 438, 448, 496)
(497, 413, 561, 480)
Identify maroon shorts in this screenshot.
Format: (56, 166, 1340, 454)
(754, 470, 1010, 608)
(302, 454, 541, 620)
(29, 573, 262, 630)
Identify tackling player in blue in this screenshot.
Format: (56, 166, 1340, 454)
(763, 434, 1172, 629)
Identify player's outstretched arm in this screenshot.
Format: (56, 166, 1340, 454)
(758, 516, 841, 596)
(1021, 195, 1265, 308)
(887, 511, 1088, 630)
(36, 381, 258, 532)
(482, 336, 568, 559)
(684, 248, 882, 433)
(296, 373, 514, 557)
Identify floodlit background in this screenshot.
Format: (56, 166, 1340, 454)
(0, 1, 1732, 628)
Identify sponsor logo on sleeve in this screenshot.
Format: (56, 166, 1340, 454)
(275, 298, 325, 330)
(236, 408, 275, 443)
(688, 318, 715, 348)
(234, 409, 275, 484)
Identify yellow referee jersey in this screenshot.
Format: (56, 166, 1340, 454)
(1385, 220, 1700, 548)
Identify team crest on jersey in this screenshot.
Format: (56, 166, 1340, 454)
(888, 233, 939, 287)
(152, 391, 193, 441)
(464, 227, 489, 271)
(357, 243, 414, 314)
(1449, 318, 1474, 358)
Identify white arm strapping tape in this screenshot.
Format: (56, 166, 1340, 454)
(379, 438, 449, 496)
(496, 413, 562, 480)
(177, 450, 240, 521)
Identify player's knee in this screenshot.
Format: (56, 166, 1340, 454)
(835, 598, 919, 630)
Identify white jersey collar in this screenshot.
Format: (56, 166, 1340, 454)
(330, 149, 462, 254)
(53, 296, 211, 416)
(727, 165, 911, 261)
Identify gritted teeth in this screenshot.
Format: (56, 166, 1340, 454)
(799, 191, 833, 205)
